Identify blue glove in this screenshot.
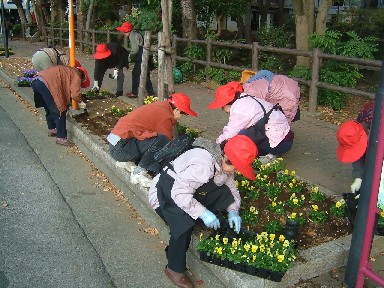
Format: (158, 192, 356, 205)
(228, 210, 242, 234)
(199, 209, 220, 230)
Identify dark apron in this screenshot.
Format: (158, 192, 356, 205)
(156, 166, 235, 239)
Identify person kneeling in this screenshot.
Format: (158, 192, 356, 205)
(107, 93, 197, 187)
(148, 135, 257, 288)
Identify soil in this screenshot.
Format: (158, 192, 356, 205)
(0, 56, 358, 251)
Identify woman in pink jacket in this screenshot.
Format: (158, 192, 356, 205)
(148, 135, 257, 288)
(208, 81, 293, 157)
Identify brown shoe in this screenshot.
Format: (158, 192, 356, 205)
(56, 138, 74, 147)
(164, 266, 194, 288)
(126, 92, 138, 98)
(48, 129, 57, 137)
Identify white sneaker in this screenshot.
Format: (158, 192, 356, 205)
(130, 168, 153, 187)
(258, 154, 277, 165)
(116, 161, 136, 172)
(139, 175, 152, 188)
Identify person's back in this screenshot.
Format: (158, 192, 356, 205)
(111, 101, 176, 141)
(32, 47, 70, 71)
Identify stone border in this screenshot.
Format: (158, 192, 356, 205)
(1, 68, 383, 288)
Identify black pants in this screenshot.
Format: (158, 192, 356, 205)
(109, 134, 168, 173)
(31, 79, 67, 138)
(155, 172, 234, 272)
(157, 208, 193, 273)
(131, 47, 154, 95)
(97, 67, 125, 94)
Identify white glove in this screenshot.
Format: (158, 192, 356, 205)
(112, 69, 118, 79)
(351, 178, 362, 193)
(92, 81, 99, 91)
(78, 101, 87, 109)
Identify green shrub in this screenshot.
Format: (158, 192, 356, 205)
(307, 30, 378, 110)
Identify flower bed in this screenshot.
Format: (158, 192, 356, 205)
(197, 157, 352, 278)
(17, 77, 32, 87)
(236, 158, 351, 249)
(197, 230, 296, 282)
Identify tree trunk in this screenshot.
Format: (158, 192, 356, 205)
(12, 0, 27, 40)
(180, 0, 197, 39)
(85, 0, 95, 45)
(76, 0, 86, 51)
(216, 13, 224, 37)
(257, 0, 271, 28)
(51, 0, 59, 25)
(125, 0, 133, 15)
(315, 0, 332, 35)
(292, 0, 314, 68)
(33, 0, 47, 41)
(276, 0, 285, 26)
(295, 15, 310, 67)
(244, 1, 252, 43)
(236, 14, 245, 39)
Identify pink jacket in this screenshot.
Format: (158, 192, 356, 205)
(216, 95, 290, 148)
(243, 75, 300, 123)
(148, 148, 241, 219)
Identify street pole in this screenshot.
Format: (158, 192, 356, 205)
(68, 0, 78, 109)
(344, 55, 384, 287)
(1, 0, 9, 58)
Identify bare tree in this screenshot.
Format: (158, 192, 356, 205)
(180, 0, 197, 39)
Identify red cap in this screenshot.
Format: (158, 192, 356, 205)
(75, 60, 81, 67)
(168, 93, 198, 116)
(336, 120, 368, 163)
(116, 22, 134, 33)
(208, 81, 243, 109)
(76, 66, 90, 88)
(224, 135, 258, 180)
(93, 44, 111, 59)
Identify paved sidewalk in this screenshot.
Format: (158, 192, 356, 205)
(2, 38, 383, 287)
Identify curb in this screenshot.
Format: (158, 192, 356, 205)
(1, 68, 383, 287)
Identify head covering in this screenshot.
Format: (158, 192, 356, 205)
(93, 44, 111, 59)
(76, 66, 90, 88)
(208, 81, 243, 109)
(357, 100, 374, 130)
(336, 120, 368, 163)
(168, 93, 198, 117)
(74, 60, 82, 67)
(224, 135, 258, 180)
(116, 22, 134, 33)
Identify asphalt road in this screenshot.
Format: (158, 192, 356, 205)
(0, 81, 176, 287)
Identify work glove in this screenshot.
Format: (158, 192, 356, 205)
(351, 178, 362, 193)
(92, 81, 99, 91)
(112, 68, 118, 79)
(199, 209, 220, 230)
(78, 101, 87, 109)
(228, 210, 242, 234)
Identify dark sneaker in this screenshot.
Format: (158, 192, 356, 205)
(126, 92, 138, 98)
